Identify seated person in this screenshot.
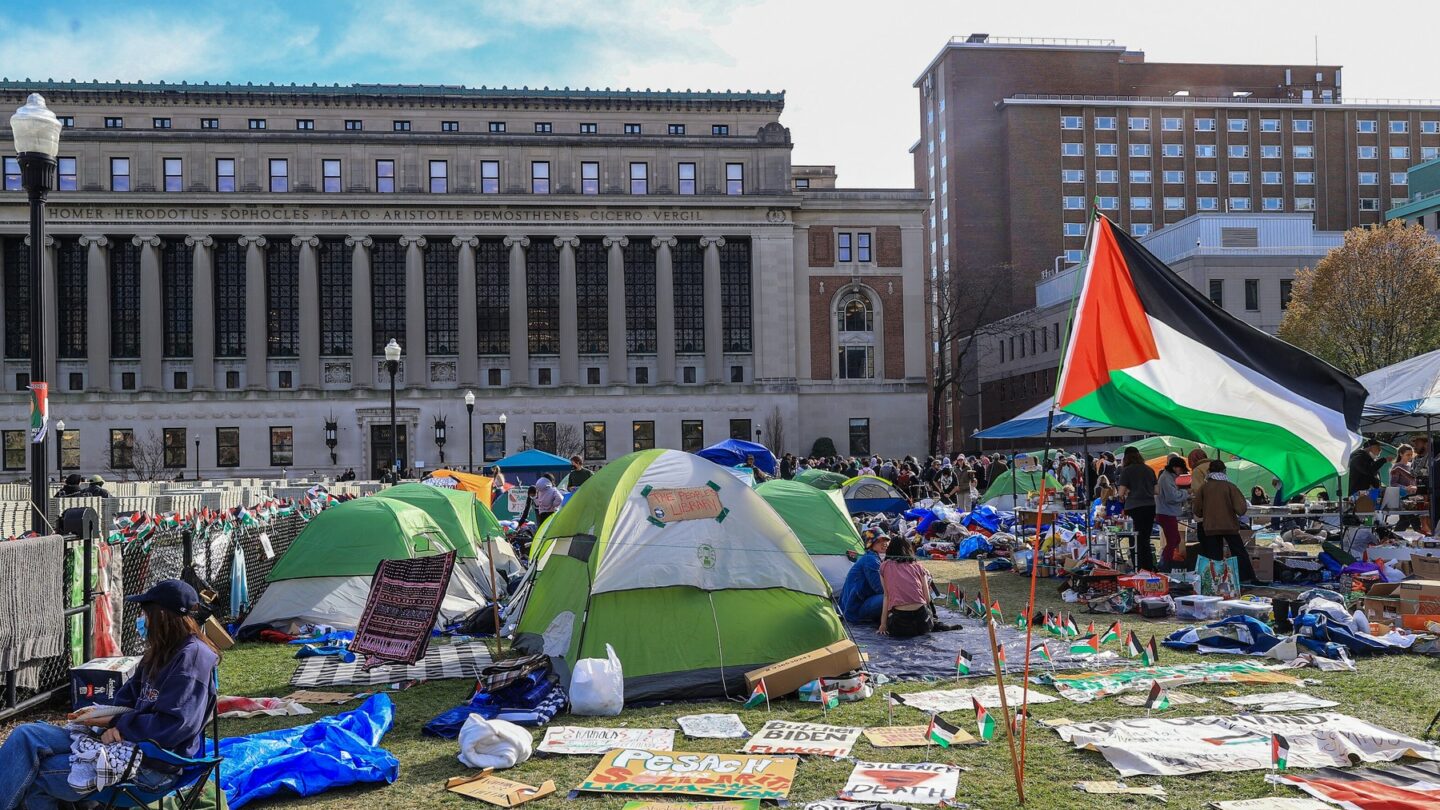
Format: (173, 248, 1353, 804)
(878, 535, 936, 637)
(839, 533, 889, 623)
(1091, 475, 1124, 521)
(0, 579, 220, 809)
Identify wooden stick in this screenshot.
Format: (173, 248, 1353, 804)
(977, 562, 1025, 804)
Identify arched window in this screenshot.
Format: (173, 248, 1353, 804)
(835, 288, 877, 380)
(837, 292, 873, 333)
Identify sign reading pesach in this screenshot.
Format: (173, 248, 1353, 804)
(741, 720, 864, 758)
(577, 749, 797, 800)
(646, 487, 724, 524)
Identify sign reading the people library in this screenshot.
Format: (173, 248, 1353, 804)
(646, 487, 724, 524)
(741, 720, 863, 758)
(577, 749, 797, 800)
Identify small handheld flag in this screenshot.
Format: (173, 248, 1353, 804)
(818, 679, 838, 711)
(1064, 614, 1080, 637)
(1014, 613, 1028, 631)
(927, 713, 961, 748)
(947, 582, 962, 609)
(1069, 634, 1101, 655)
(1101, 620, 1122, 645)
(887, 691, 903, 725)
(972, 697, 995, 741)
(1085, 621, 1096, 637)
(1142, 636, 1160, 666)
(955, 648, 973, 677)
(968, 597, 986, 619)
(1143, 680, 1171, 711)
(1011, 707, 1028, 737)
(1271, 733, 1290, 771)
(1031, 642, 1053, 665)
(994, 644, 1007, 669)
(1125, 630, 1143, 658)
(989, 600, 1003, 624)
(744, 678, 769, 710)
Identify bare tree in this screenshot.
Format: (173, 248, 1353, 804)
(763, 406, 786, 456)
(929, 263, 1027, 455)
(555, 423, 584, 460)
(106, 429, 172, 482)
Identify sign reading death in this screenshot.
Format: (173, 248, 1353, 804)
(577, 749, 797, 800)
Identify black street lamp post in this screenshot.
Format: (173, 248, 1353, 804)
(12, 94, 61, 534)
(434, 417, 447, 465)
(384, 339, 401, 479)
(193, 438, 199, 481)
(324, 418, 338, 466)
(464, 390, 475, 472)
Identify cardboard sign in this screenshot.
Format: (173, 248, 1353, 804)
(446, 770, 556, 806)
(838, 761, 961, 806)
(622, 802, 759, 810)
(677, 713, 749, 739)
(645, 487, 723, 523)
(1076, 781, 1168, 800)
(742, 720, 863, 758)
(863, 725, 976, 748)
(507, 489, 528, 515)
(578, 749, 797, 800)
(538, 726, 675, 755)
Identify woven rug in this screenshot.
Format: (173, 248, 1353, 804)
(350, 551, 456, 666)
(289, 639, 493, 687)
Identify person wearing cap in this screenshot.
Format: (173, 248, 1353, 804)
(82, 474, 111, 498)
(839, 533, 889, 624)
(0, 579, 219, 809)
(57, 473, 85, 498)
(1347, 439, 1388, 496)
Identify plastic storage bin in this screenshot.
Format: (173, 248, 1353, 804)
(1175, 594, 1224, 620)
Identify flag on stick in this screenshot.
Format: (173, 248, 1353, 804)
(989, 600, 1003, 624)
(1125, 630, 1143, 658)
(28, 382, 49, 443)
(972, 697, 995, 741)
(1069, 634, 1101, 655)
(887, 691, 903, 725)
(1101, 620, 1122, 645)
(1142, 636, 1160, 667)
(818, 679, 838, 711)
(955, 648, 973, 677)
(947, 582, 962, 609)
(1011, 707, 1028, 737)
(1143, 680, 1171, 711)
(1271, 733, 1290, 771)
(744, 678, 769, 710)
(1084, 621, 1096, 637)
(994, 644, 1007, 669)
(927, 713, 961, 748)
(1031, 642, 1052, 665)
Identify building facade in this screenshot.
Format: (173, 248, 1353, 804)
(0, 81, 927, 479)
(916, 33, 1440, 445)
(1386, 154, 1440, 234)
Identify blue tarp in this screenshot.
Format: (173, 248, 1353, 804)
(696, 439, 777, 476)
(972, 397, 1124, 440)
(219, 693, 399, 809)
(495, 449, 572, 473)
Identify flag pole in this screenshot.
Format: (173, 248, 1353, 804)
(977, 562, 1025, 804)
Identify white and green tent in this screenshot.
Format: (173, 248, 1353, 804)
(509, 449, 848, 702)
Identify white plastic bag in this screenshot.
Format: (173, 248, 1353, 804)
(569, 643, 624, 716)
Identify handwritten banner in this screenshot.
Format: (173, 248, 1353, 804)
(646, 487, 723, 524)
(741, 720, 863, 758)
(537, 727, 675, 755)
(839, 761, 962, 806)
(578, 749, 796, 800)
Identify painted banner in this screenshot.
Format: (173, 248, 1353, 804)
(838, 761, 962, 806)
(894, 684, 1058, 713)
(577, 749, 797, 800)
(742, 720, 863, 758)
(538, 727, 676, 755)
(646, 486, 723, 523)
(1039, 661, 1299, 703)
(1211, 799, 1330, 809)
(677, 713, 749, 739)
(863, 724, 977, 748)
(805, 802, 915, 810)
(1055, 712, 1440, 777)
(445, 772, 556, 807)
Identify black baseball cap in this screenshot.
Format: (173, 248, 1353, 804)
(125, 579, 200, 616)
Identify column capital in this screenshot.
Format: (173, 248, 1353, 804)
(503, 236, 531, 249)
(451, 235, 480, 248)
(237, 235, 268, 248)
(602, 236, 630, 249)
(698, 236, 727, 248)
(398, 235, 428, 248)
(184, 235, 213, 248)
(291, 235, 320, 248)
(344, 235, 373, 248)
(75, 235, 106, 248)
(651, 236, 677, 249)
(553, 236, 580, 249)
(131, 235, 163, 248)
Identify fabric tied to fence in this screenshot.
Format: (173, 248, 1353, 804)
(0, 535, 66, 688)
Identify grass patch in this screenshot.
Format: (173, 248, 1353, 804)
(216, 560, 1440, 810)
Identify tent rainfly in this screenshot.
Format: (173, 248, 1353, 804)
(696, 438, 778, 477)
(756, 479, 862, 592)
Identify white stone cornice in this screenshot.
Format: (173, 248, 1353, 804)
(651, 236, 677, 249)
(131, 235, 163, 248)
(698, 236, 727, 248)
(344, 235, 373, 248)
(451, 235, 480, 249)
(398, 235, 428, 248)
(237, 235, 267, 248)
(503, 236, 531, 249)
(290, 235, 320, 248)
(553, 236, 580, 249)
(183, 235, 213, 248)
(75, 235, 106, 248)
(602, 236, 630, 249)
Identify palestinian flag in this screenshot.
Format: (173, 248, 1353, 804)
(1101, 621, 1122, 645)
(947, 582, 962, 609)
(989, 600, 1003, 624)
(1014, 613, 1028, 631)
(968, 598, 986, 619)
(818, 679, 838, 710)
(1084, 621, 1096, 637)
(28, 382, 48, 443)
(1143, 680, 1171, 711)
(972, 697, 995, 741)
(1064, 614, 1080, 637)
(1125, 630, 1143, 658)
(927, 713, 961, 748)
(1011, 707, 1028, 737)
(955, 648, 972, 676)
(1031, 642, 1052, 664)
(1042, 610, 1055, 633)
(1069, 634, 1101, 655)
(1057, 215, 1366, 492)
(1272, 733, 1290, 771)
(743, 679, 768, 709)
(994, 644, 1007, 669)
(1141, 636, 1160, 667)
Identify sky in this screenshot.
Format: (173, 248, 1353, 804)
(1, 0, 1437, 188)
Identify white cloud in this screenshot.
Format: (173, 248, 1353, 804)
(0, 10, 222, 81)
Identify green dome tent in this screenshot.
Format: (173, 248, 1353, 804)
(510, 449, 846, 702)
(980, 469, 1063, 508)
(795, 468, 848, 490)
(377, 483, 522, 580)
(756, 479, 862, 592)
(243, 497, 493, 631)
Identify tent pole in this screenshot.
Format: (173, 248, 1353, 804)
(977, 562, 1025, 804)
(1082, 430, 1092, 541)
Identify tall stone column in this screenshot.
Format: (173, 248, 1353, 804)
(185, 236, 214, 390)
(699, 236, 726, 383)
(346, 236, 374, 388)
(504, 236, 529, 386)
(555, 236, 579, 385)
(292, 236, 321, 389)
(603, 236, 628, 384)
(78, 235, 110, 392)
(651, 236, 677, 384)
(400, 235, 428, 386)
(238, 236, 267, 390)
(133, 235, 164, 391)
(452, 236, 479, 387)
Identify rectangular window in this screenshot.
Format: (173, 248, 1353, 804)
(1295, 171, 1315, 184)
(1244, 278, 1260, 311)
(1227, 118, 1248, 132)
(533, 121, 552, 133)
(1295, 197, 1316, 211)
(58, 156, 77, 190)
(668, 123, 685, 135)
(442, 121, 459, 132)
(1060, 115, 1083, 129)
(1063, 222, 1085, 237)
(581, 161, 599, 195)
(481, 161, 500, 194)
(1358, 145, 1378, 159)
(584, 422, 606, 460)
(1229, 171, 1250, 184)
(1209, 279, 1224, 306)
(634, 367, 648, 384)
(1061, 142, 1083, 157)
(345, 119, 363, 131)
(1262, 197, 1283, 211)
(624, 123, 642, 134)
(57, 428, 79, 471)
(532, 422, 556, 454)
(1061, 169, 1084, 182)
(296, 119, 314, 130)
(1260, 118, 1280, 132)
(1260, 145, 1281, 159)
(1197, 197, 1219, 211)
(58, 116, 73, 128)
(848, 418, 871, 457)
(1096, 196, 1119, 210)
(1360, 198, 1380, 211)
(1094, 116, 1117, 130)
(376, 159, 395, 193)
(1129, 143, 1151, 157)
(248, 118, 266, 130)
(1228, 197, 1251, 211)
(729, 419, 753, 441)
(712, 124, 729, 136)
(322, 159, 342, 193)
(1357, 120, 1377, 133)
(1197, 170, 1217, 184)
(586, 367, 600, 385)
(1132, 223, 1152, 236)
(1161, 117, 1182, 131)
(837, 232, 853, 262)
(104, 117, 123, 128)
(1295, 145, 1315, 159)
(109, 428, 134, 470)
(1130, 169, 1151, 183)
(1262, 171, 1282, 184)
(1096, 143, 1117, 157)
(1424, 121, 1440, 135)
(1164, 197, 1185, 210)
(1293, 119, 1313, 132)
(216, 158, 235, 192)
(173, 371, 187, 389)
(1390, 146, 1411, 160)
(681, 420, 704, 452)
(1280, 278, 1293, 310)
(1392, 172, 1408, 185)
(152, 117, 171, 129)
(725, 162, 744, 195)
(1096, 169, 1118, 183)
(162, 427, 186, 468)
(488, 121, 505, 133)
(795, 178, 809, 189)
(1227, 145, 1249, 158)
(269, 158, 288, 192)
(429, 160, 448, 193)
(1195, 118, 1216, 131)
(580, 122, 598, 134)
(110, 157, 130, 191)
(1131, 196, 1152, 210)
(1196, 145, 1217, 158)
(629, 162, 648, 194)
(269, 426, 293, 467)
(632, 421, 655, 451)
(1162, 170, 1184, 183)
(390, 120, 411, 132)
(1062, 196, 1085, 210)
(856, 232, 872, 262)
(1358, 171, 1379, 185)
(530, 161, 549, 194)
(1, 430, 23, 471)
(163, 157, 183, 192)
(482, 422, 505, 461)
(1128, 116, 1149, 131)
(1064, 249, 1083, 263)
(1162, 143, 1183, 157)
(678, 162, 696, 194)
(1426, 147, 1440, 161)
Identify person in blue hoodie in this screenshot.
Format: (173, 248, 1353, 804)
(0, 579, 220, 810)
(840, 533, 889, 623)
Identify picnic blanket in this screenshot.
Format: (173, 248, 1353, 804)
(351, 551, 456, 666)
(290, 639, 493, 687)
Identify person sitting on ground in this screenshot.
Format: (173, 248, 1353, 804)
(877, 535, 949, 637)
(1192, 459, 1257, 584)
(83, 474, 111, 498)
(840, 532, 889, 624)
(566, 455, 593, 490)
(0, 579, 219, 809)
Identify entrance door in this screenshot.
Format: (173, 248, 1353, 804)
(371, 423, 408, 478)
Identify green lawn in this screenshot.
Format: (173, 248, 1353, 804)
(216, 560, 1440, 810)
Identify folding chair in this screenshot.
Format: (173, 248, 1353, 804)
(92, 671, 222, 810)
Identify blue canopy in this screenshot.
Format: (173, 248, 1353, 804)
(972, 397, 1130, 440)
(696, 438, 777, 476)
(495, 448, 572, 473)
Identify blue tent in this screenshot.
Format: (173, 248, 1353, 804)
(696, 438, 777, 476)
(973, 397, 1129, 440)
(494, 448, 571, 473)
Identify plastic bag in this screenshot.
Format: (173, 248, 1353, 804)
(569, 643, 624, 716)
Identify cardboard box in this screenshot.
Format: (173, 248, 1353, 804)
(1363, 582, 1404, 623)
(70, 655, 141, 709)
(1411, 555, 1440, 581)
(1251, 547, 1275, 583)
(203, 616, 235, 651)
(744, 640, 862, 698)
(1398, 580, 1440, 615)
